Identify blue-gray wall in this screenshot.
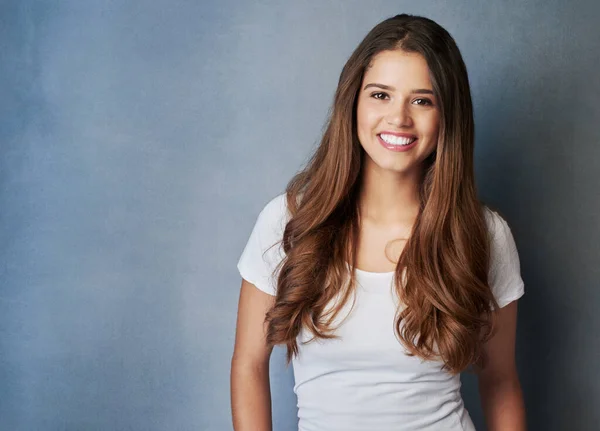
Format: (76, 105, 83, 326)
(1, 1, 599, 430)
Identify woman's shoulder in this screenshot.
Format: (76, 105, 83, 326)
(255, 192, 290, 234)
(259, 192, 289, 220)
(481, 205, 520, 263)
(248, 192, 292, 249)
(482, 205, 512, 240)
(481, 205, 525, 307)
(236, 192, 290, 296)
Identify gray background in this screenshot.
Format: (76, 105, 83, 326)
(1, 0, 599, 430)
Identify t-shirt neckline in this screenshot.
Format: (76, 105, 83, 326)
(345, 261, 395, 277)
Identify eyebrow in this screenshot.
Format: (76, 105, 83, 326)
(363, 83, 434, 95)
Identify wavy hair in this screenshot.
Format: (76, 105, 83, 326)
(265, 14, 499, 374)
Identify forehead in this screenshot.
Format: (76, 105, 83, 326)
(363, 49, 432, 88)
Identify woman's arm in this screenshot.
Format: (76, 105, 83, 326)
(231, 279, 276, 431)
(476, 300, 527, 431)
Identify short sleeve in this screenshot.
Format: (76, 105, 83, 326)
(485, 208, 525, 309)
(236, 194, 288, 296)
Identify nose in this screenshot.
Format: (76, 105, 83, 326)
(385, 102, 413, 128)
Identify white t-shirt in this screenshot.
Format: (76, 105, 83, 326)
(237, 193, 525, 431)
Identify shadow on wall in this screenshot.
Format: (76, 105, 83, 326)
(461, 37, 599, 430)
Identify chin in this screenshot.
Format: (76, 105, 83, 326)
(368, 155, 417, 175)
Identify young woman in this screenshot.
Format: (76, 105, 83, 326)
(231, 14, 526, 431)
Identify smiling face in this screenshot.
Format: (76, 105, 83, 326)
(356, 49, 440, 177)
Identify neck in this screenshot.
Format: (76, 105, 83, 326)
(357, 158, 423, 226)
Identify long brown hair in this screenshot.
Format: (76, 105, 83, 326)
(266, 14, 499, 374)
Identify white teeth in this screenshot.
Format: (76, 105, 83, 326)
(379, 134, 416, 146)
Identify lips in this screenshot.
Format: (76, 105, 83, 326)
(378, 133, 417, 146)
(377, 133, 418, 152)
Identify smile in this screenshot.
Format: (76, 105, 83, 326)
(377, 133, 419, 152)
(379, 133, 417, 146)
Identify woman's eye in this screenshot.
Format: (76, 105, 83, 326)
(371, 92, 389, 100)
(414, 98, 433, 106)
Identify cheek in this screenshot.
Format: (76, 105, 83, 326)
(424, 113, 440, 138)
(355, 105, 368, 140)
(356, 102, 378, 135)
(424, 115, 440, 153)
